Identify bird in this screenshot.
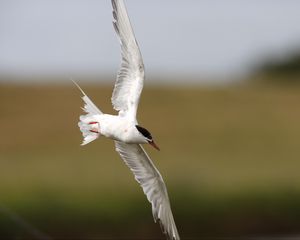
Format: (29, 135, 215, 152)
(74, 0, 180, 239)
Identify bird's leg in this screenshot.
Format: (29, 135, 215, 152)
(90, 130, 99, 133)
(89, 122, 100, 134)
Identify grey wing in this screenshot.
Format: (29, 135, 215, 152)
(115, 141, 180, 240)
(111, 0, 145, 118)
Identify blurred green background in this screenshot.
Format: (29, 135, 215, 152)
(1, 68, 300, 239)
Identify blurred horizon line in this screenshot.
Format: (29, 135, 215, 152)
(0, 72, 244, 86)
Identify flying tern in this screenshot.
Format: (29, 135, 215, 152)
(75, 0, 180, 239)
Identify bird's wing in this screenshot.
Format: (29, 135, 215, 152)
(115, 141, 180, 240)
(111, 0, 145, 118)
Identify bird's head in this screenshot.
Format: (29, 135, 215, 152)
(136, 125, 160, 151)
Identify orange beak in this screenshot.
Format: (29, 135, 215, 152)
(149, 140, 160, 151)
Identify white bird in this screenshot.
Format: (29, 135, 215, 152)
(74, 1, 180, 239)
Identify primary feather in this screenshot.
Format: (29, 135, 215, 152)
(115, 141, 180, 240)
(111, 0, 145, 118)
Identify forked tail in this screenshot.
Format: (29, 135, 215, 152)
(72, 80, 103, 145)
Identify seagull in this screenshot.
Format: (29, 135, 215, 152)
(74, 0, 180, 239)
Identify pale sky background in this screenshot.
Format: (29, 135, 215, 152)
(1, 0, 300, 84)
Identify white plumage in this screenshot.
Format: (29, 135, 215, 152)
(115, 142, 180, 239)
(111, 0, 144, 118)
(75, 1, 180, 239)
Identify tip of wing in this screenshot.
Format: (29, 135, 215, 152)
(156, 204, 180, 240)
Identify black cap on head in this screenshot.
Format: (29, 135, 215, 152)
(136, 125, 152, 141)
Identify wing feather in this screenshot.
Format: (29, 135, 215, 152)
(111, 0, 145, 118)
(115, 141, 180, 240)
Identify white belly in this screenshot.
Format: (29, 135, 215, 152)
(95, 114, 145, 143)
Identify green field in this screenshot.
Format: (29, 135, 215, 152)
(1, 83, 300, 239)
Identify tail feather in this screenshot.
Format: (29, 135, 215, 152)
(81, 94, 103, 115)
(78, 116, 100, 146)
(73, 80, 103, 145)
(72, 79, 103, 115)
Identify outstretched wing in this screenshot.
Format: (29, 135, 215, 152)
(115, 141, 180, 240)
(111, 0, 145, 118)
